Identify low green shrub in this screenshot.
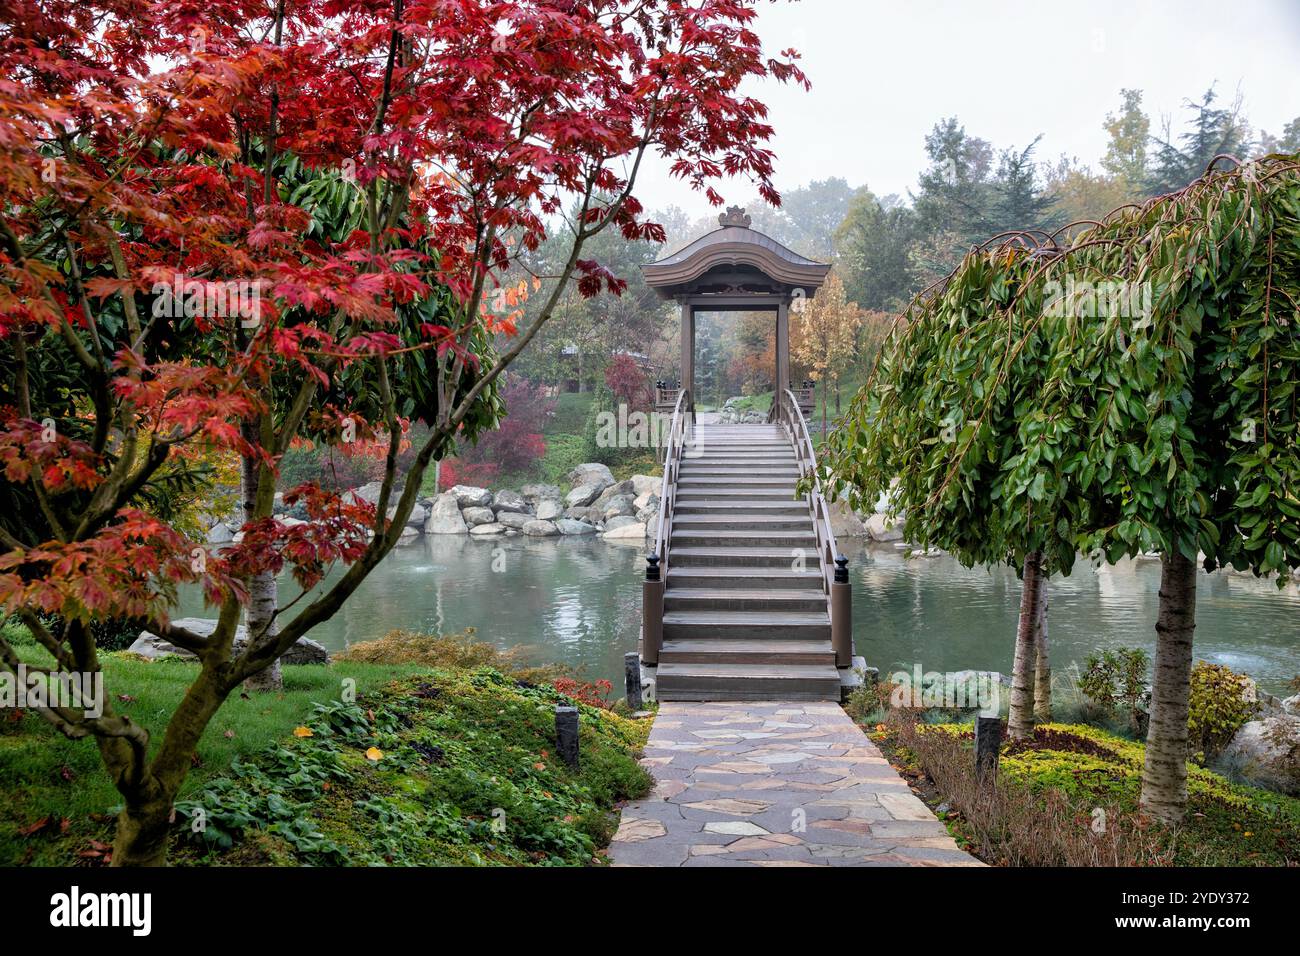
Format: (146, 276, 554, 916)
(336, 628, 568, 684)
(1078, 648, 1150, 733)
(174, 669, 652, 866)
(865, 715, 1300, 866)
(1188, 661, 1256, 762)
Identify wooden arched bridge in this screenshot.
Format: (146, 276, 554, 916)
(637, 208, 854, 701)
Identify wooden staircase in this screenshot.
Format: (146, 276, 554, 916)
(649, 419, 843, 701)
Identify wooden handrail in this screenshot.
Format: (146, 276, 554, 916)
(774, 388, 841, 595)
(651, 387, 691, 577)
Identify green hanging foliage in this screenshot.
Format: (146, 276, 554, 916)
(818, 152, 1300, 584)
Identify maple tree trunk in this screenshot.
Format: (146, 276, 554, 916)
(1033, 591, 1051, 723)
(1141, 549, 1197, 824)
(244, 572, 282, 691)
(240, 423, 281, 692)
(1008, 550, 1044, 739)
(111, 665, 231, 865)
(112, 797, 173, 867)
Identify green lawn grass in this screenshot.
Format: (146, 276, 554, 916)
(1, 624, 651, 866)
(0, 634, 428, 865)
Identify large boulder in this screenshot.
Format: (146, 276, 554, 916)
(865, 512, 903, 542)
(593, 479, 635, 511)
(393, 502, 427, 528)
(492, 489, 531, 514)
(564, 505, 604, 525)
(567, 462, 615, 492)
(469, 522, 506, 536)
(602, 520, 647, 540)
(629, 474, 660, 498)
(604, 515, 640, 531)
(602, 494, 637, 519)
(565, 483, 603, 508)
(828, 499, 867, 538)
(522, 519, 560, 536)
(424, 493, 468, 534)
(129, 618, 329, 665)
(448, 485, 492, 508)
(535, 498, 564, 521)
(206, 522, 234, 544)
(496, 511, 532, 531)
(1217, 715, 1300, 795)
(347, 481, 386, 506)
(635, 498, 660, 525)
(520, 483, 562, 505)
(461, 506, 496, 527)
(555, 518, 598, 535)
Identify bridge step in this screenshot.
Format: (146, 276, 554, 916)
(663, 609, 829, 640)
(673, 514, 811, 530)
(671, 530, 817, 549)
(655, 662, 842, 701)
(690, 445, 795, 452)
(667, 567, 824, 589)
(674, 497, 806, 511)
(676, 463, 795, 476)
(678, 474, 798, 485)
(659, 639, 836, 665)
(665, 587, 827, 612)
(676, 488, 799, 503)
(670, 546, 809, 567)
(684, 460, 798, 469)
(687, 446, 792, 455)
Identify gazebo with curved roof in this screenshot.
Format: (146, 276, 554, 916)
(642, 206, 831, 409)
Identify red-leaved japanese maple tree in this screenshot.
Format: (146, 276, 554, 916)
(0, 0, 806, 864)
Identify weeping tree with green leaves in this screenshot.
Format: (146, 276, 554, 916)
(816, 236, 1077, 740)
(821, 152, 1300, 823)
(1034, 153, 1300, 822)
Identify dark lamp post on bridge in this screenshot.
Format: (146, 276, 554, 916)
(832, 555, 851, 667)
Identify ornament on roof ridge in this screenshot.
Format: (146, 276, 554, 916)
(718, 206, 751, 228)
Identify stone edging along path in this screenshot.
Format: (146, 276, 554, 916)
(608, 701, 982, 867)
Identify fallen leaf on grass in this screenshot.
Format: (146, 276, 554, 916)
(17, 817, 50, 837)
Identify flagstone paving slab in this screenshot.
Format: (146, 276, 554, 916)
(609, 701, 981, 867)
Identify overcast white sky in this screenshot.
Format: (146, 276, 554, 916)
(631, 0, 1300, 213)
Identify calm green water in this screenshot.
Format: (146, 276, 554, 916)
(181, 536, 1299, 696)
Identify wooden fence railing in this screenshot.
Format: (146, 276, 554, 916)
(641, 388, 690, 666)
(773, 388, 853, 667)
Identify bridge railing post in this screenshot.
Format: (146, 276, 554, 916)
(642, 553, 664, 666)
(831, 554, 852, 668)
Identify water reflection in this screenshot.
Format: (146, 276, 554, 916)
(179, 536, 1299, 695)
(844, 540, 1298, 696)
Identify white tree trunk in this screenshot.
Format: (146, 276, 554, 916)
(1008, 550, 1045, 739)
(240, 439, 281, 692)
(1140, 550, 1197, 824)
(1033, 592, 1051, 723)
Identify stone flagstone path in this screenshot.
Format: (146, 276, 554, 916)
(609, 701, 981, 867)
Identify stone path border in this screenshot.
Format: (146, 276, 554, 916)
(609, 701, 981, 867)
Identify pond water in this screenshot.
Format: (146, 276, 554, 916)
(180, 536, 1300, 696)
